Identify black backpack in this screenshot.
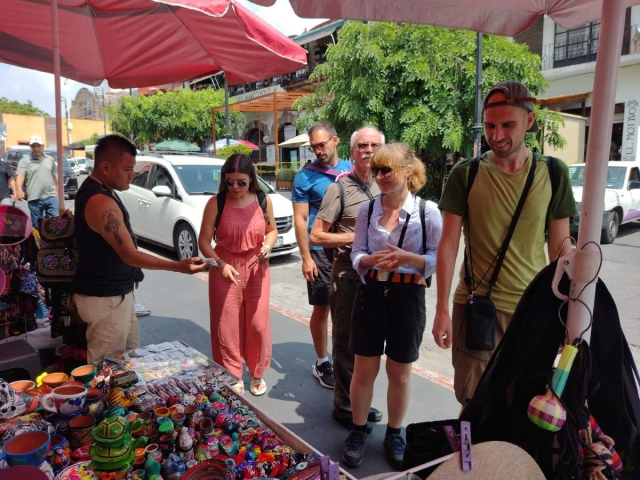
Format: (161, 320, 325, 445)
(461, 262, 640, 478)
(366, 196, 432, 288)
(214, 189, 269, 240)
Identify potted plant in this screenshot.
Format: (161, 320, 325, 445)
(276, 168, 298, 189)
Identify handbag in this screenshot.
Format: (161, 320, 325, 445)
(36, 211, 79, 285)
(402, 419, 461, 478)
(463, 157, 537, 351)
(40, 211, 75, 242)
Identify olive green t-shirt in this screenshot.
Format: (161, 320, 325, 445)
(316, 174, 380, 280)
(439, 151, 577, 314)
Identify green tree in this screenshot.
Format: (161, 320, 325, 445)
(106, 89, 245, 148)
(295, 22, 565, 198)
(0, 97, 49, 116)
(215, 144, 253, 159)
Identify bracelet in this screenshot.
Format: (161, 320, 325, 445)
(263, 246, 272, 253)
(216, 259, 226, 269)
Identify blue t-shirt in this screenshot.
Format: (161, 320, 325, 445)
(292, 159, 352, 250)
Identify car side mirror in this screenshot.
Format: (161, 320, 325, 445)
(151, 185, 172, 197)
(629, 180, 640, 190)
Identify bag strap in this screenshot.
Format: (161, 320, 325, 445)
(419, 197, 426, 254)
(347, 173, 375, 201)
(330, 181, 346, 233)
(463, 157, 481, 289)
(305, 163, 344, 177)
(466, 156, 538, 296)
(545, 154, 559, 231)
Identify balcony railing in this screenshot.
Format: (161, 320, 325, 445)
(541, 23, 640, 70)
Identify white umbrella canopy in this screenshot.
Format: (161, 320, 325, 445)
(245, 0, 640, 343)
(279, 133, 310, 148)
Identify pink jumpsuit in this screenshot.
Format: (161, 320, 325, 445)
(209, 197, 272, 379)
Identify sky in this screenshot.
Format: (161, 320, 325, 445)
(0, 0, 326, 116)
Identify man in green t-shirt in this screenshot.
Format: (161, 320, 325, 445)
(433, 81, 577, 406)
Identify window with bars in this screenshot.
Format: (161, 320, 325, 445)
(554, 20, 601, 67)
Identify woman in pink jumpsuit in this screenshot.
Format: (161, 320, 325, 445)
(198, 154, 278, 396)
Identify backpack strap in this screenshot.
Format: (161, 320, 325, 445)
(305, 164, 345, 178)
(330, 181, 346, 232)
(463, 156, 482, 288)
(367, 198, 375, 228)
(545, 154, 559, 230)
(419, 197, 433, 288)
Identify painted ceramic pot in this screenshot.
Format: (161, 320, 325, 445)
(144, 452, 162, 479)
(9, 380, 36, 392)
(68, 415, 97, 450)
(92, 416, 129, 446)
(90, 440, 136, 472)
(144, 444, 162, 463)
(72, 365, 97, 386)
(0, 430, 50, 467)
(132, 455, 146, 471)
(47, 433, 71, 473)
(47, 410, 81, 437)
(130, 469, 146, 479)
(41, 385, 87, 416)
(170, 412, 186, 431)
(19, 391, 41, 414)
(72, 444, 93, 462)
(84, 387, 106, 418)
(154, 407, 170, 419)
(41, 372, 69, 390)
(166, 395, 182, 407)
(162, 453, 186, 480)
(92, 466, 130, 480)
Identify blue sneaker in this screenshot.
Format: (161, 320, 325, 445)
(342, 430, 367, 467)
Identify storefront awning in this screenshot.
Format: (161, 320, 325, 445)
(294, 20, 344, 46)
(537, 92, 591, 106)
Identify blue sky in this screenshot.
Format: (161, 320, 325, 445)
(0, 0, 325, 116)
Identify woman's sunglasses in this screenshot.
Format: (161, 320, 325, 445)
(370, 166, 397, 177)
(224, 179, 248, 187)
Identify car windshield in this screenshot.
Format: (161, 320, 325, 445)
(568, 165, 628, 189)
(77, 159, 86, 165)
(173, 164, 275, 195)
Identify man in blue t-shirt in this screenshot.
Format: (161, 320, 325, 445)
(292, 121, 352, 389)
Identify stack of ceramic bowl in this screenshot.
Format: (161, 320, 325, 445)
(89, 416, 135, 480)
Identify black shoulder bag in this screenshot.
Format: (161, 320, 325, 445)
(463, 156, 537, 351)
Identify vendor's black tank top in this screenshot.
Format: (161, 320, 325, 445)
(73, 177, 139, 296)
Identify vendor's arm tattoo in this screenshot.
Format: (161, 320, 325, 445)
(103, 209, 123, 245)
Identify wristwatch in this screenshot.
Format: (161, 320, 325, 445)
(215, 258, 226, 269)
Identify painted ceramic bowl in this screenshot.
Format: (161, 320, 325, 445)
(9, 380, 36, 392)
(41, 372, 69, 389)
(56, 460, 98, 480)
(71, 365, 97, 386)
(92, 416, 128, 445)
(0, 430, 50, 467)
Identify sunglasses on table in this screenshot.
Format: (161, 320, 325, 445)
(370, 166, 398, 177)
(224, 179, 248, 187)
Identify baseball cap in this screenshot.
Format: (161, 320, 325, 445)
(483, 81, 539, 133)
(29, 135, 44, 146)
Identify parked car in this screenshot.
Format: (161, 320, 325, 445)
(117, 153, 298, 260)
(68, 158, 82, 176)
(1, 146, 78, 198)
(568, 161, 640, 244)
(74, 157, 88, 174)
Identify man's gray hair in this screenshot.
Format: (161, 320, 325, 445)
(350, 126, 385, 148)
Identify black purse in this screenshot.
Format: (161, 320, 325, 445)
(463, 157, 537, 351)
(402, 419, 462, 478)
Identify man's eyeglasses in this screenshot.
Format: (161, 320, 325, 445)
(356, 142, 382, 151)
(224, 179, 248, 187)
(370, 166, 397, 177)
(308, 139, 334, 152)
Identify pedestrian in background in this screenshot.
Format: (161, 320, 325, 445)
(15, 135, 59, 228)
(0, 158, 16, 206)
(310, 126, 385, 434)
(292, 121, 352, 390)
(343, 143, 442, 470)
(199, 154, 278, 396)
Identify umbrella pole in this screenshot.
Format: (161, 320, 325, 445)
(225, 80, 230, 146)
(566, 0, 626, 344)
(51, 0, 65, 208)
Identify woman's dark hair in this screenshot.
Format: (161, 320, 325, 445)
(219, 154, 260, 194)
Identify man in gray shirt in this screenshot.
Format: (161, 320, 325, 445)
(310, 126, 385, 432)
(16, 135, 59, 228)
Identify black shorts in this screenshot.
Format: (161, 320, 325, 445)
(349, 280, 426, 363)
(306, 249, 331, 306)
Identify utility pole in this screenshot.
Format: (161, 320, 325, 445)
(473, 32, 483, 157)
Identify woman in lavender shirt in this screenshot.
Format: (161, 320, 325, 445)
(341, 143, 442, 470)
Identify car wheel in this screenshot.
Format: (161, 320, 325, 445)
(174, 223, 197, 260)
(601, 210, 619, 244)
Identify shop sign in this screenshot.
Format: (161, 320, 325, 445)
(265, 145, 276, 165)
(284, 125, 296, 141)
(233, 85, 281, 103)
(622, 99, 640, 161)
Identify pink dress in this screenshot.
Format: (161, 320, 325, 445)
(209, 196, 272, 379)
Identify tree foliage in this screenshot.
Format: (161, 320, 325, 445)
(0, 97, 50, 116)
(295, 21, 565, 163)
(106, 88, 245, 148)
(215, 144, 252, 159)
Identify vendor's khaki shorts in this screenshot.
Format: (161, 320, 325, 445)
(75, 292, 139, 365)
(452, 302, 512, 407)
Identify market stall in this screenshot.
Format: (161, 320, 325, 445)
(0, 340, 346, 480)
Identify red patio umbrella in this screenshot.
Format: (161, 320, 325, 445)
(0, 0, 307, 87)
(0, 0, 307, 207)
(247, 0, 640, 344)
(237, 139, 259, 150)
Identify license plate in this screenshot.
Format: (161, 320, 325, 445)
(275, 236, 283, 248)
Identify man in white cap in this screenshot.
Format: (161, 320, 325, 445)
(16, 135, 59, 228)
(432, 80, 577, 407)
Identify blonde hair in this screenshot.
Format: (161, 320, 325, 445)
(370, 143, 426, 194)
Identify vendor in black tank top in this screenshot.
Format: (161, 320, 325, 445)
(74, 135, 207, 365)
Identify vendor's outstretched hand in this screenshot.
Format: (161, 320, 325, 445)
(177, 257, 207, 274)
